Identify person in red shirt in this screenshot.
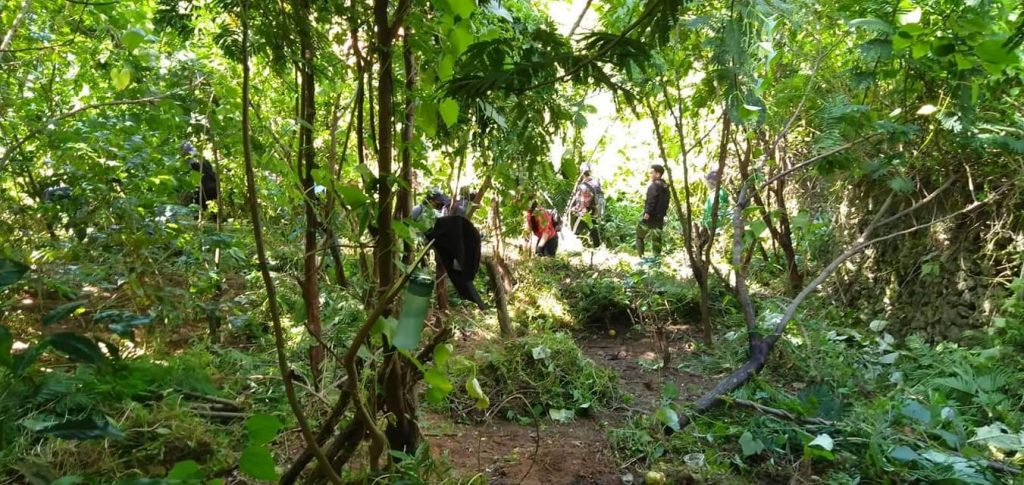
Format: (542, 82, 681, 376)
(525, 200, 559, 257)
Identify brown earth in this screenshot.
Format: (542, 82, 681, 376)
(426, 325, 715, 484)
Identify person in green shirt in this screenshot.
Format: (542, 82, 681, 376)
(701, 170, 729, 231)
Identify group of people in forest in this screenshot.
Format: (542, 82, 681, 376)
(524, 163, 729, 264)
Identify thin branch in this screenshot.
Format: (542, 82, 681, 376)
(762, 132, 883, 187)
(568, 0, 596, 37)
(876, 176, 956, 228)
(0, 0, 32, 54)
(724, 397, 835, 426)
(238, 3, 341, 483)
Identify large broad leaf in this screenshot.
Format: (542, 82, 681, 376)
(890, 445, 921, 462)
(336, 185, 370, 209)
(447, 0, 476, 18)
(433, 342, 453, 369)
(655, 406, 680, 432)
(974, 39, 1017, 65)
(417, 101, 439, 137)
(424, 368, 454, 394)
(121, 28, 147, 50)
(34, 415, 124, 440)
(848, 18, 894, 34)
(93, 310, 153, 337)
(0, 258, 30, 290)
(48, 332, 107, 365)
(439, 98, 460, 127)
(548, 408, 574, 422)
(448, 24, 474, 56)
(0, 325, 12, 368)
(239, 445, 278, 481)
(901, 400, 931, 424)
(43, 301, 87, 327)
(246, 414, 284, 447)
(166, 460, 202, 481)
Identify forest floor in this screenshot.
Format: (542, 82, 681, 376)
(425, 320, 719, 484)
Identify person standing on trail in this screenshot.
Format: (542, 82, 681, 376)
(637, 164, 670, 261)
(571, 164, 603, 247)
(696, 170, 730, 249)
(526, 200, 559, 257)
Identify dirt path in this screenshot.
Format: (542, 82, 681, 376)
(426, 327, 714, 484)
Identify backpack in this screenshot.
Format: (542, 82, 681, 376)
(549, 209, 563, 232)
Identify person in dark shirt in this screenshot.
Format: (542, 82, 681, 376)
(637, 164, 670, 260)
(182, 142, 218, 212)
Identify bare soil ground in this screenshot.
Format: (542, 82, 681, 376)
(426, 325, 716, 484)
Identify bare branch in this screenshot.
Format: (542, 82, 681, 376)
(762, 132, 883, 187)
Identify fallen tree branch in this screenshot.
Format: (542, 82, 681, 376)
(722, 397, 834, 426)
(681, 181, 999, 430)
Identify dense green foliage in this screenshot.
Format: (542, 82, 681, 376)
(2, 0, 1024, 482)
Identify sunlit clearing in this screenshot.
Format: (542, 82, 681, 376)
(536, 290, 569, 321)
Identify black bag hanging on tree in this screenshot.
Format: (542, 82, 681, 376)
(424, 216, 486, 310)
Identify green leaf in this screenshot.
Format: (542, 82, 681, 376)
(246, 414, 284, 446)
(417, 101, 438, 138)
(531, 345, 550, 360)
(974, 39, 1017, 65)
(166, 460, 202, 480)
(890, 445, 921, 462)
(0, 325, 11, 369)
(898, 7, 922, 25)
(0, 257, 30, 290)
(931, 42, 955, 57)
(911, 42, 929, 59)
(425, 368, 454, 394)
(433, 342, 453, 369)
(439, 98, 460, 127)
(122, 28, 147, 50)
(438, 54, 456, 81)
(466, 377, 489, 409)
(808, 433, 834, 451)
(901, 400, 932, 424)
(110, 67, 132, 91)
(93, 310, 153, 337)
(34, 415, 124, 440)
(848, 18, 894, 34)
(447, 0, 476, 18)
(48, 332, 106, 365)
(449, 24, 473, 56)
(548, 408, 574, 422)
(655, 406, 680, 432)
(44, 301, 87, 327)
(239, 445, 278, 481)
(336, 185, 370, 208)
(739, 431, 765, 457)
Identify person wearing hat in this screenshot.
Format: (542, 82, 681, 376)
(637, 164, 670, 261)
(411, 188, 449, 229)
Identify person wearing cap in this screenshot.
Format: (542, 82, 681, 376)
(411, 188, 448, 229)
(637, 164, 670, 260)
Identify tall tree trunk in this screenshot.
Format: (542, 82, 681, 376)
(373, 0, 420, 455)
(294, 0, 324, 388)
(239, 3, 340, 482)
(397, 31, 417, 264)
